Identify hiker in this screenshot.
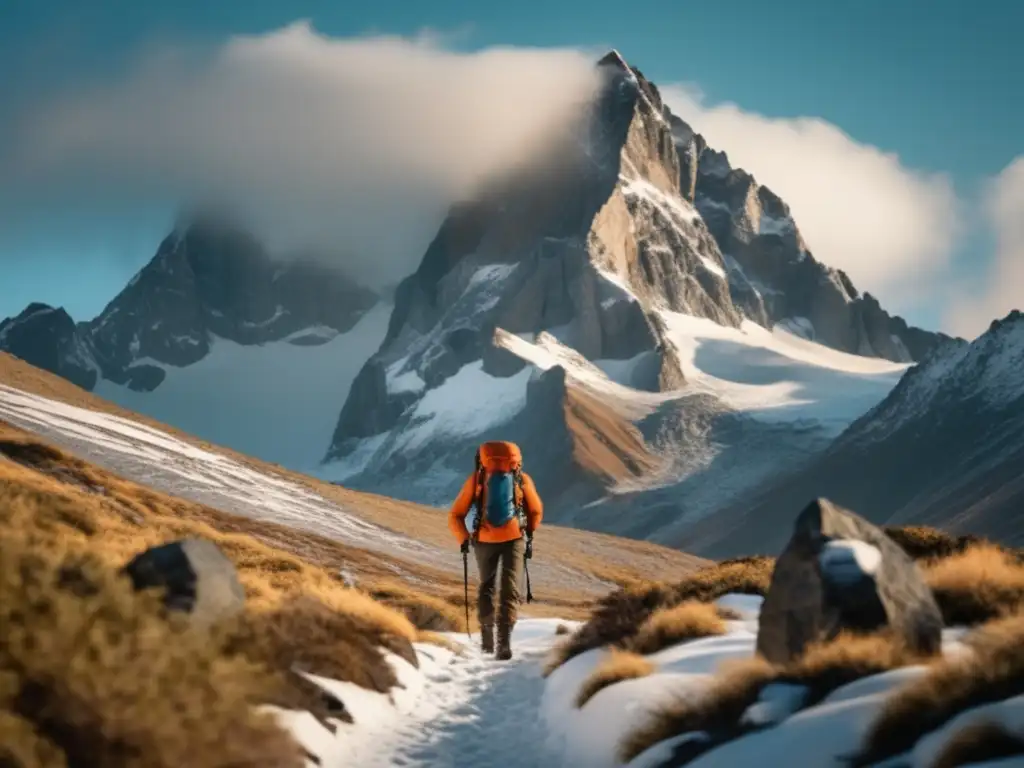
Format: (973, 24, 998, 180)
(449, 441, 543, 660)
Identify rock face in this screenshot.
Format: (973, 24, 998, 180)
(1, 215, 379, 393)
(0, 304, 98, 390)
(322, 50, 950, 522)
(672, 116, 958, 363)
(683, 311, 1022, 558)
(123, 538, 246, 628)
(756, 498, 943, 664)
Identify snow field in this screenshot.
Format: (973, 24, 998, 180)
(95, 301, 394, 471)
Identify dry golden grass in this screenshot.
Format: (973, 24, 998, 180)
(0, 422, 460, 725)
(0, 538, 304, 767)
(924, 545, 1024, 626)
(855, 614, 1024, 766)
(0, 710, 67, 768)
(621, 633, 929, 764)
(931, 721, 1024, 768)
(546, 557, 774, 675)
(884, 525, 986, 562)
(628, 602, 728, 656)
(368, 581, 469, 633)
(575, 650, 655, 709)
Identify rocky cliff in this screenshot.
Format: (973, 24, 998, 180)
(322, 50, 954, 517)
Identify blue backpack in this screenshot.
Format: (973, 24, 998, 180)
(470, 442, 526, 532)
(485, 470, 518, 527)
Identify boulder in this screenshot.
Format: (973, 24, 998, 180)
(756, 498, 943, 664)
(123, 538, 246, 629)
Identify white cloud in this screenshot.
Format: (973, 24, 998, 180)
(947, 156, 1024, 339)
(662, 84, 960, 304)
(2, 22, 601, 288)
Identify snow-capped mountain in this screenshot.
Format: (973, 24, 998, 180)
(0, 215, 387, 467)
(4, 50, 971, 551)
(682, 310, 1024, 558)
(320, 50, 957, 533)
(319, 52, 950, 518)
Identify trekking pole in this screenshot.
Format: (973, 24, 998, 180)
(462, 548, 472, 641)
(524, 555, 534, 604)
(523, 535, 534, 604)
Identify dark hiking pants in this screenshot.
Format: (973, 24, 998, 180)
(473, 538, 524, 637)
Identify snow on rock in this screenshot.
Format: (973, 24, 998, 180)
(386, 357, 427, 395)
(819, 539, 883, 585)
(398, 361, 533, 454)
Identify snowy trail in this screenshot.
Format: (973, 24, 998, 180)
(299, 620, 569, 768)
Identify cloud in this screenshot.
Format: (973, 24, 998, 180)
(661, 84, 960, 304)
(946, 157, 1024, 339)
(1, 22, 601, 288)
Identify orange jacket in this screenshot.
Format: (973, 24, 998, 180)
(448, 471, 543, 545)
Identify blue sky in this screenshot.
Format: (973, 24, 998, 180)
(1, 0, 1021, 335)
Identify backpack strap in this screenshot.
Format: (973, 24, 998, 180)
(513, 467, 528, 537)
(469, 452, 485, 542)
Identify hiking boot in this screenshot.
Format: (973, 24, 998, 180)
(480, 625, 494, 654)
(495, 625, 512, 660)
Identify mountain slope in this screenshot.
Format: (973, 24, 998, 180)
(0, 217, 386, 468)
(681, 310, 1024, 558)
(321, 51, 951, 535)
(0, 349, 709, 599)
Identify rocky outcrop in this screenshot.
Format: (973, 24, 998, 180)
(671, 117, 958, 362)
(756, 498, 942, 664)
(1, 216, 380, 394)
(326, 51, 741, 474)
(123, 538, 246, 629)
(0, 304, 98, 391)
(503, 364, 662, 510)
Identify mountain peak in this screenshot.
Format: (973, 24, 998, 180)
(597, 49, 631, 71)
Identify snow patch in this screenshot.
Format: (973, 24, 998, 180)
(620, 176, 701, 227)
(386, 357, 426, 395)
(759, 214, 795, 236)
(779, 317, 815, 340)
(658, 310, 908, 436)
(819, 539, 883, 585)
(399, 360, 531, 454)
(93, 302, 392, 470)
